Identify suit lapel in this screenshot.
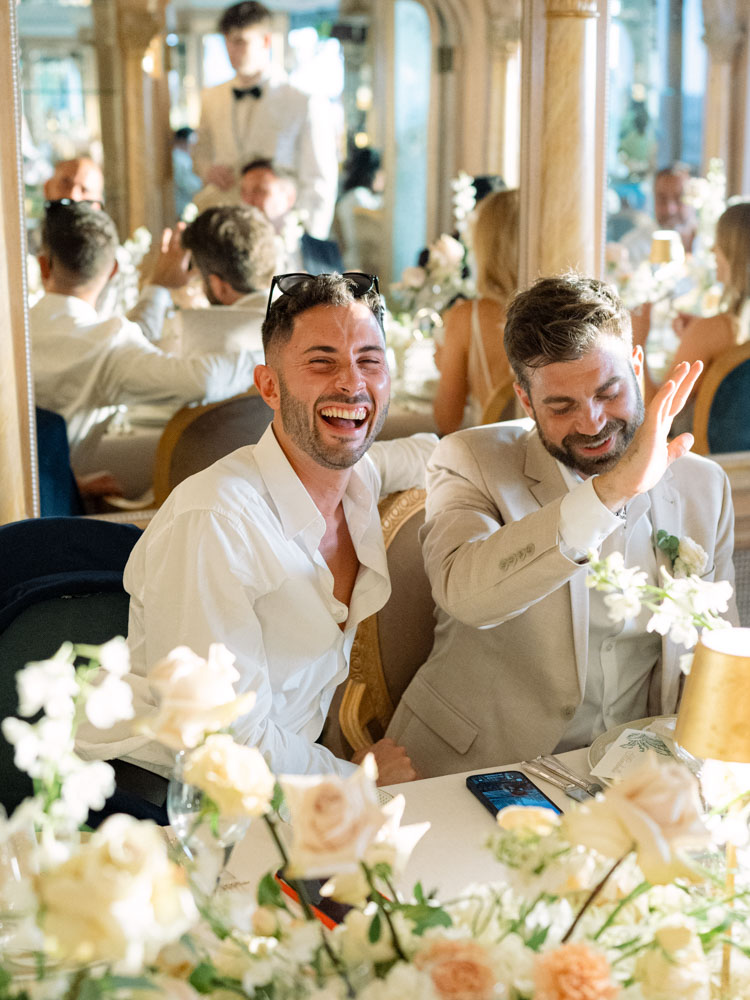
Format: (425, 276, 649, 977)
(648, 468, 682, 712)
(524, 432, 588, 698)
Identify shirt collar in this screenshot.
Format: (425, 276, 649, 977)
(253, 426, 323, 546)
(39, 292, 99, 323)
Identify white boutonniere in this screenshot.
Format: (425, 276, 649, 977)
(656, 530, 708, 578)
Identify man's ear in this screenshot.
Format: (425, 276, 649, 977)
(254, 362, 281, 410)
(38, 253, 52, 283)
(207, 273, 229, 304)
(513, 381, 534, 420)
(108, 258, 119, 282)
(631, 343, 644, 378)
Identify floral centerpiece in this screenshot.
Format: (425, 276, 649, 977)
(3, 617, 750, 1000)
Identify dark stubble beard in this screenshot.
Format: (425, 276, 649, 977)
(277, 373, 389, 470)
(534, 370, 646, 477)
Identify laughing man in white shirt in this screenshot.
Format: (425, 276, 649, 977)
(87, 272, 433, 785)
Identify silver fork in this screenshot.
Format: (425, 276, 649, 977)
(535, 755, 604, 797)
(522, 761, 591, 803)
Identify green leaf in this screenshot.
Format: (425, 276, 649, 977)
(271, 782, 285, 814)
(656, 530, 680, 564)
(189, 961, 219, 994)
(525, 925, 549, 951)
(413, 882, 425, 904)
(368, 911, 382, 943)
(400, 902, 452, 935)
(257, 871, 285, 908)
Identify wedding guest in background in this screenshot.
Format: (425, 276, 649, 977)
(333, 147, 386, 276)
(634, 200, 750, 432)
(388, 273, 736, 777)
(80, 272, 435, 785)
(31, 201, 260, 471)
(44, 155, 105, 208)
(172, 127, 203, 219)
(193, 0, 338, 240)
(432, 189, 519, 434)
(620, 163, 698, 265)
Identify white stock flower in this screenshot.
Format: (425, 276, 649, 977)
(634, 918, 710, 1000)
(281, 755, 388, 879)
(182, 734, 274, 818)
(136, 644, 256, 751)
(2, 717, 74, 778)
(35, 814, 197, 972)
(16, 658, 77, 719)
(673, 537, 708, 578)
(603, 589, 643, 623)
(98, 636, 130, 676)
(562, 754, 710, 883)
(58, 759, 115, 823)
(85, 673, 135, 729)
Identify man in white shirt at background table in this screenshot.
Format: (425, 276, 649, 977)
(82, 272, 432, 787)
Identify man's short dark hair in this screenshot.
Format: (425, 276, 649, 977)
(182, 205, 278, 293)
(218, 1, 271, 34)
(262, 273, 383, 356)
(504, 273, 631, 392)
(241, 158, 297, 186)
(41, 202, 119, 284)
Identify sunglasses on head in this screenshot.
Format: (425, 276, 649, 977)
(44, 197, 105, 212)
(264, 271, 381, 325)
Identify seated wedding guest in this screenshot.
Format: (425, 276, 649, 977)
(44, 155, 105, 208)
(31, 201, 261, 471)
(334, 147, 385, 276)
(387, 273, 736, 777)
(178, 203, 277, 354)
(240, 158, 344, 274)
(620, 163, 697, 265)
(80, 273, 435, 785)
(172, 127, 203, 219)
(432, 189, 518, 434)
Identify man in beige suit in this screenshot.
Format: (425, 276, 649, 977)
(387, 273, 737, 777)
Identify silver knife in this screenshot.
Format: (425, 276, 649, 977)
(536, 755, 604, 796)
(522, 761, 591, 803)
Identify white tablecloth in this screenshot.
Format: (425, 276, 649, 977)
(226, 749, 591, 898)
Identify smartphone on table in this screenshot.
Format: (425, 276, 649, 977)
(466, 769, 563, 818)
(275, 869, 353, 928)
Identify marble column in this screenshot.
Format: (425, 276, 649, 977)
(701, 0, 745, 182)
(0, 0, 36, 523)
(488, 13, 522, 188)
(538, 0, 600, 276)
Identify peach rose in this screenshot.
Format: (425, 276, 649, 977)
(414, 939, 497, 1000)
(281, 756, 387, 878)
(562, 755, 709, 883)
(137, 644, 255, 751)
(533, 942, 619, 1000)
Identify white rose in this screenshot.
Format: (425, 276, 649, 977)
(182, 734, 274, 818)
(673, 537, 708, 578)
(496, 805, 560, 836)
(634, 919, 710, 1000)
(430, 234, 464, 269)
(137, 644, 256, 751)
(401, 266, 427, 289)
(281, 756, 387, 878)
(35, 815, 197, 971)
(562, 754, 710, 883)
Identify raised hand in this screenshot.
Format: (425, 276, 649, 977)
(594, 359, 702, 512)
(148, 224, 191, 289)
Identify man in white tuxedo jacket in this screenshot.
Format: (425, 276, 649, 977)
(387, 273, 737, 777)
(192, 1, 338, 240)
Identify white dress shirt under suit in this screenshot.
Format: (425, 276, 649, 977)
(193, 73, 338, 239)
(30, 292, 260, 468)
(78, 427, 437, 778)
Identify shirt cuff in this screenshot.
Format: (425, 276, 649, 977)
(559, 477, 622, 559)
(140, 285, 173, 307)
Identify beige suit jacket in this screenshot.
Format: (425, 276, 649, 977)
(192, 76, 338, 239)
(387, 419, 736, 776)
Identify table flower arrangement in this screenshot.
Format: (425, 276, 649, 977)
(3, 632, 750, 1000)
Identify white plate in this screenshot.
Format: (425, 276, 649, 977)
(587, 715, 678, 772)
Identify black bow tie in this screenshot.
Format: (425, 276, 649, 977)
(233, 85, 263, 100)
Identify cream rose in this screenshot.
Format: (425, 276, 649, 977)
(634, 919, 710, 1000)
(673, 537, 708, 578)
(496, 805, 561, 836)
(137, 644, 255, 751)
(35, 814, 197, 971)
(562, 754, 710, 883)
(413, 939, 497, 1000)
(430, 234, 465, 270)
(281, 755, 387, 878)
(182, 734, 274, 818)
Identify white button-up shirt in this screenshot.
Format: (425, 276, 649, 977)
(31, 292, 260, 467)
(78, 427, 437, 777)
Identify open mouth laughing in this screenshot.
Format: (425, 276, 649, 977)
(318, 404, 369, 430)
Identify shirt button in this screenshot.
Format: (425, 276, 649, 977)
(562, 705, 576, 720)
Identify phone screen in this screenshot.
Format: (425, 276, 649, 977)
(275, 870, 353, 928)
(465, 770, 563, 817)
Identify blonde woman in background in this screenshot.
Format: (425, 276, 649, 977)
(432, 189, 519, 435)
(638, 201, 750, 430)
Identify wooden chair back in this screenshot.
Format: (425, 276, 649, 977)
(153, 389, 273, 505)
(480, 380, 517, 424)
(693, 341, 750, 455)
(339, 489, 435, 752)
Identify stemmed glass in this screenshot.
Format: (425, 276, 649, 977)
(166, 751, 250, 899)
